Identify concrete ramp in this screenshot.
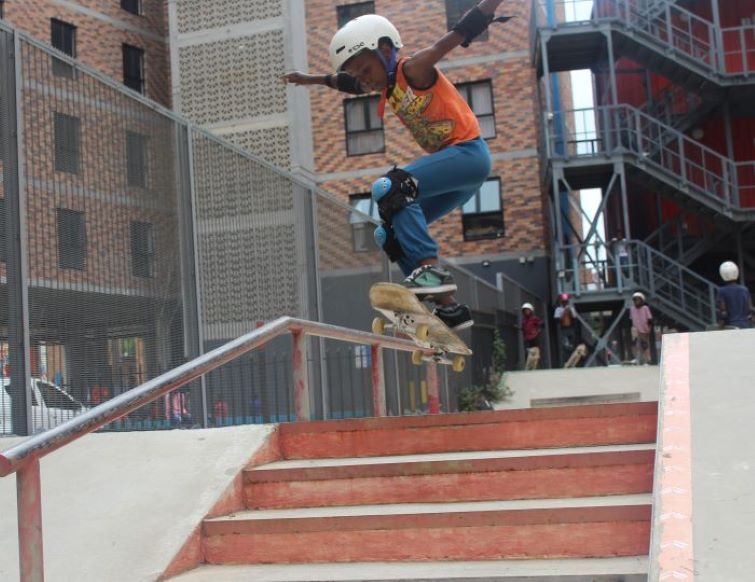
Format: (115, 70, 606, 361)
(0, 424, 273, 582)
(651, 329, 755, 581)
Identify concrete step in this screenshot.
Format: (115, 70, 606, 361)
(169, 556, 648, 581)
(245, 444, 656, 509)
(202, 495, 652, 565)
(278, 403, 658, 460)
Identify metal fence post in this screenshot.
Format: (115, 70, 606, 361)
(17, 459, 44, 582)
(292, 330, 310, 420)
(1, 30, 33, 437)
(370, 345, 386, 417)
(426, 362, 440, 414)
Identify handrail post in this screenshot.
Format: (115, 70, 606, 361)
(426, 363, 440, 414)
(17, 459, 44, 582)
(291, 330, 311, 421)
(678, 135, 687, 183)
(370, 345, 386, 417)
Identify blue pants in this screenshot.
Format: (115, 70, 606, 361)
(392, 137, 492, 275)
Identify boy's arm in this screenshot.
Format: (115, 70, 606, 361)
(281, 71, 365, 94)
(403, 0, 506, 87)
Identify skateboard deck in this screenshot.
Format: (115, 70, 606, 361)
(564, 343, 587, 368)
(369, 282, 472, 372)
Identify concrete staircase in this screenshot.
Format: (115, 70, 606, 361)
(171, 402, 658, 581)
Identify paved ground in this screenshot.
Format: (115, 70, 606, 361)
(498, 365, 660, 409)
(0, 424, 272, 582)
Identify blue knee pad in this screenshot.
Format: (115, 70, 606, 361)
(372, 224, 404, 262)
(371, 167, 419, 224)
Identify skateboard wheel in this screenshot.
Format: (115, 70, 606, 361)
(411, 350, 424, 365)
(415, 323, 429, 341)
(452, 356, 465, 373)
(372, 317, 386, 335)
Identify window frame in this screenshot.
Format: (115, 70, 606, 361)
(348, 193, 380, 253)
(445, 0, 490, 42)
(125, 131, 148, 188)
(461, 177, 504, 241)
(53, 112, 81, 174)
(336, 1, 375, 28)
(50, 18, 76, 77)
(455, 80, 496, 140)
(120, 0, 142, 16)
(122, 43, 145, 94)
(130, 220, 155, 278)
(56, 208, 87, 270)
(343, 95, 385, 156)
(0, 198, 6, 263)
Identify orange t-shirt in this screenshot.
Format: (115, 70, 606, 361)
(379, 59, 481, 153)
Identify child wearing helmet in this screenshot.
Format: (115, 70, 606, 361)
(281, 1, 508, 331)
(553, 292, 579, 366)
(521, 303, 542, 370)
(629, 292, 653, 365)
(716, 261, 753, 329)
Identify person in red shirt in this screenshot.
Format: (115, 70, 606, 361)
(521, 303, 543, 370)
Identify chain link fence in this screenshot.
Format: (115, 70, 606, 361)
(0, 23, 547, 436)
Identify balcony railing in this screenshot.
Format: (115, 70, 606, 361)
(546, 105, 755, 213)
(535, 0, 755, 78)
(554, 240, 717, 328)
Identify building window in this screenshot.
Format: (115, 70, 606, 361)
(344, 96, 384, 156)
(122, 44, 145, 94)
(50, 19, 76, 77)
(57, 209, 87, 270)
(456, 80, 496, 139)
(130, 221, 154, 278)
(121, 0, 142, 16)
(445, 0, 489, 42)
(349, 194, 380, 252)
(336, 1, 374, 28)
(126, 132, 148, 188)
(0, 1, 5, 19)
(461, 178, 503, 240)
(54, 113, 81, 174)
(0, 198, 6, 263)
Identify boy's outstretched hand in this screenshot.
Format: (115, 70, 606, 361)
(281, 72, 320, 85)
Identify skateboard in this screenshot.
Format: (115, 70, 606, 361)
(525, 346, 540, 370)
(369, 282, 472, 372)
(564, 343, 587, 368)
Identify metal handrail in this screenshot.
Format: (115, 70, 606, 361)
(535, 0, 754, 78)
(555, 240, 717, 327)
(0, 316, 440, 581)
(547, 104, 753, 213)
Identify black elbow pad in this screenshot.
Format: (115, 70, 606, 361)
(452, 7, 514, 48)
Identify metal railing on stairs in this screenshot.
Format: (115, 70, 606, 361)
(0, 316, 446, 582)
(535, 0, 755, 78)
(547, 104, 755, 215)
(555, 239, 717, 329)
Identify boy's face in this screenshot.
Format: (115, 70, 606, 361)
(523, 309, 532, 317)
(633, 297, 642, 306)
(343, 50, 388, 92)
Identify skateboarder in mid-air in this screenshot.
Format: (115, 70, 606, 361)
(282, 0, 510, 331)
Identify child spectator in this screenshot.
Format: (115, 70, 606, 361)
(521, 302, 542, 370)
(629, 292, 653, 365)
(717, 261, 753, 329)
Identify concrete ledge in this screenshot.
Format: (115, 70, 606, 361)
(0, 424, 275, 582)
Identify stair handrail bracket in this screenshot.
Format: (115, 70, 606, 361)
(0, 316, 437, 582)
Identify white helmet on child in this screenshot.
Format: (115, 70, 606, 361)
(521, 302, 534, 311)
(719, 261, 739, 282)
(329, 14, 403, 72)
(632, 292, 645, 301)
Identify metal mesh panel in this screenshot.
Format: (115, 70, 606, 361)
(17, 38, 187, 431)
(176, 0, 284, 34)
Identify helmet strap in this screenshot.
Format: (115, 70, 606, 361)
(375, 46, 399, 96)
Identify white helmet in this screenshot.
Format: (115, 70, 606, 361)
(329, 14, 403, 72)
(719, 261, 739, 282)
(521, 302, 534, 311)
(632, 292, 645, 302)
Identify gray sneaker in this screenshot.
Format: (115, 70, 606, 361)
(402, 265, 457, 298)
